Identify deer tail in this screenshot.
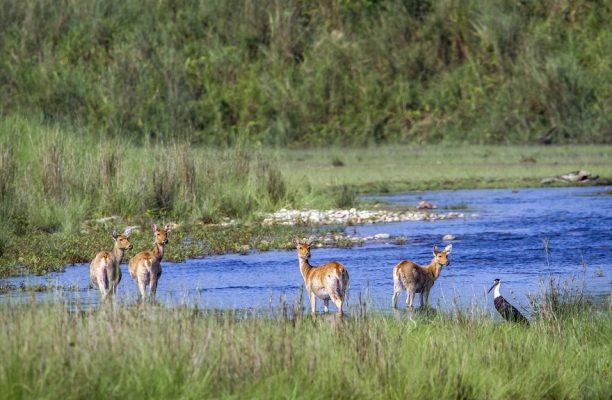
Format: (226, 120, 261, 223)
(144, 258, 153, 274)
(336, 268, 350, 302)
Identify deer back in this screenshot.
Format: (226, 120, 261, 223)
(305, 260, 347, 290)
(394, 260, 431, 289)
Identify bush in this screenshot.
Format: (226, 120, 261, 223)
(0, 0, 609, 145)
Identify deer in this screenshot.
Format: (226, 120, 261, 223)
(292, 237, 350, 314)
(128, 223, 172, 301)
(392, 244, 452, 309)
(90, 228, 133, 300)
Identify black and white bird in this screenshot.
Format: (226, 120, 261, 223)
(488, 279, 530, 325)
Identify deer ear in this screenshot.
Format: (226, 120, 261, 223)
(433, 245, 439, 255)
(444, 244, 453, 254)
(123, 227, 133, 238)
(164, 223, 173, 232)
(292, 236, 299, 247)
(307, 236, 315, 246)
(112, 230, 118, 239)
(152, 224, 158, 233)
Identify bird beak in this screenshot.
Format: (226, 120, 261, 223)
(487, 283, 496, 293)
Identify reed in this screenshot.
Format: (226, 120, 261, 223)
(0, 297, 608, 399)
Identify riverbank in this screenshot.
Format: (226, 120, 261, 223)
(1, 120, 611, 277)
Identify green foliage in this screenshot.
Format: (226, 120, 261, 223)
(334, 184, 358, 208)
(0, 302, 609, 399)
(0, 0, 609, 145)
(0, 117, 610, 275)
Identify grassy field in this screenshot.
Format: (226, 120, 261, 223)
(1, 116, 611, 276)
(278, 144, 612, 193)
(0, 293, 609, 399)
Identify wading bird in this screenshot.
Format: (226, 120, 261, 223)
(488, 278, 530, 325)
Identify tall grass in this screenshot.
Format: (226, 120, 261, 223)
(0, 116, 293, 231)
(1, 115, 611, 275)
(0, 0, 609, 145)
(0, 298, 609, 399)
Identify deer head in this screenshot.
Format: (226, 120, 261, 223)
(433, 244, 452, 266)
(292, 236, 315, 261)
(152, 223, 172, 246)
(111, 228, 133, 251)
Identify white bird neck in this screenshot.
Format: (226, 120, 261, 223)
(493, 284, 501, 298)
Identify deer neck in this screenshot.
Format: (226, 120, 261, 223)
(298, 257, 313, 281)
(153, 242, 165, 261)
(424, 259, 442, 280)
(111, 244, 126, 265)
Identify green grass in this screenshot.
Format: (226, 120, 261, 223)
(278, 145, 612, 193)
(0, 299, 609, 399)
(0, 116, 611, 276)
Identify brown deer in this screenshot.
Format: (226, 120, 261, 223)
(293, 237, 349, 314)
(90, 228, 133, 300)
(128, 224, 172, 301)
(392, 244, 452, 309)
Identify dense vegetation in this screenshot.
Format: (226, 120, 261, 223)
(0, 282, 609, 399)
(1, 115, 610, 275)
(1, 0, 611, 275)
(1, 0, 610, 145)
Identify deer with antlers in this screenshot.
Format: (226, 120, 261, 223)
(392, 244, 452, 309)
(128, 224, 172, 301)
(292, 237, 350, 314)
(90, 228, 133, 300)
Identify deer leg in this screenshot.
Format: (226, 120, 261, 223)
(309, 292, 317, 314)
(137, 278, 147, 302)
(329, 293, 343, 314)
(111, 268, 122, 295)
(332, 297, 343, 314)
(97, 269, 110, 300)
(392, 290, 400, 309)
(323, 299, 329, 313)
(150, 276, 159, 302)
(406, 290, 415, 308)
(392, 278, 403, 309)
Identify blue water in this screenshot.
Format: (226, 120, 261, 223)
(2, 186, 611, 315)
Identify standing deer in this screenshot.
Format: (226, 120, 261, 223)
(129, 223, 172, 301)
(90, 228, 133, 300)
(293, 237, 350, 314)
(392, 244, 452, 309)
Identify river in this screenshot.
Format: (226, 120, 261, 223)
(1, 186, 610, 316)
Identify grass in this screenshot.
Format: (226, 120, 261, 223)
(278, 144, 612, 193)
(0, 293, 609, 399)
(0, 116, 611, 276)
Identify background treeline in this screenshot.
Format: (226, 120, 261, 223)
(1, 0, 610, 146)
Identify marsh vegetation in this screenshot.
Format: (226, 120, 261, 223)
(0, 281, 609, 400)
(1, 117, 610, 276)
